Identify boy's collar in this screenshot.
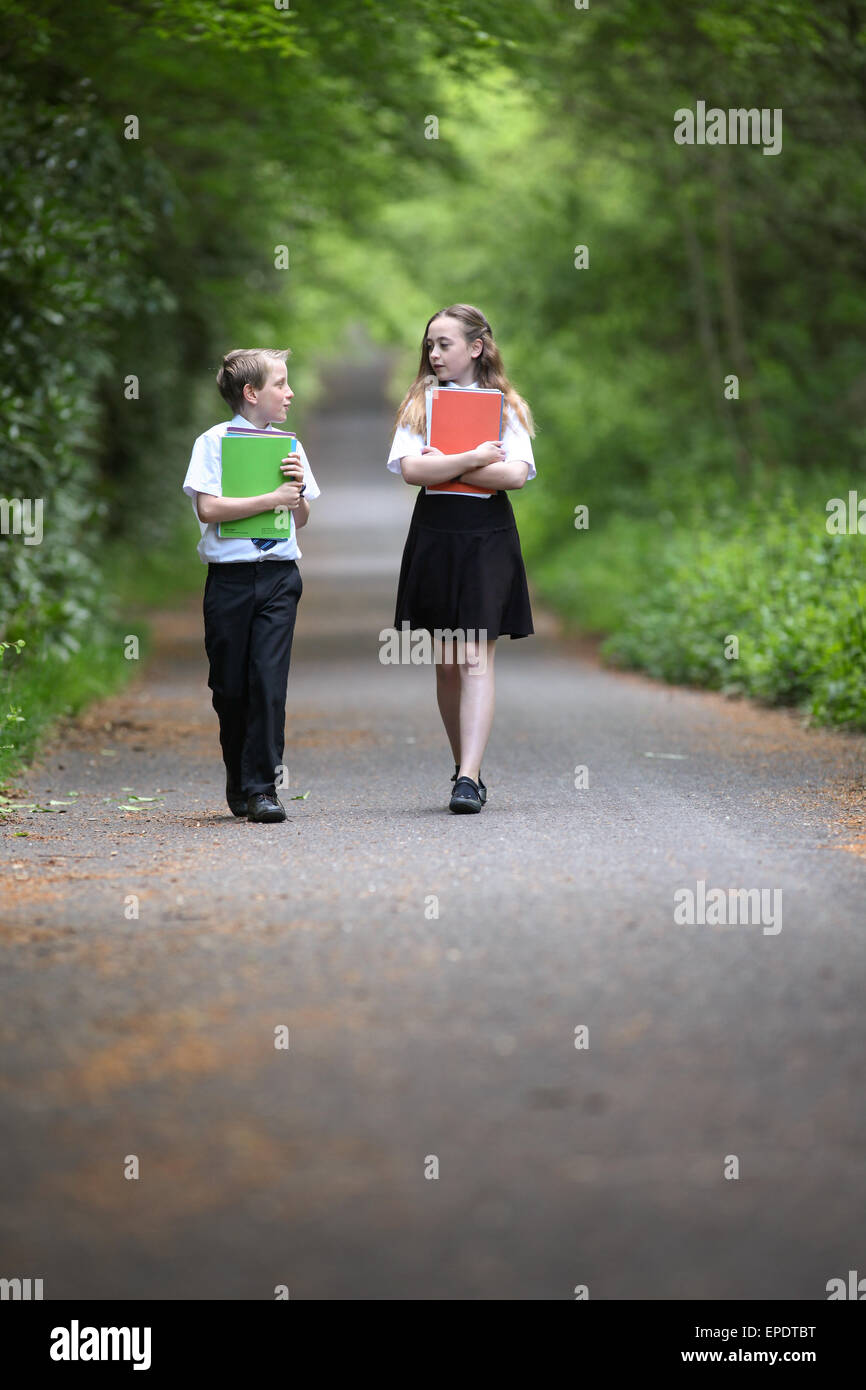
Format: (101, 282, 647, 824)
(230, 412, 274, 429)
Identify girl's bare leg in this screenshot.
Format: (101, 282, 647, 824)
(435, 643, 462, 764)
(457, 638, 496, 782)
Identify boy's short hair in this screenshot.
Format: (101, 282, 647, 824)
(216, 348, 289, 413)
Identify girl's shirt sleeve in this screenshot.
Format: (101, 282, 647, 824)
(501, 404, 536, 481)
(387, 423, 424, 473)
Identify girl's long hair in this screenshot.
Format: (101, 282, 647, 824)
(394, 304, 535, 437)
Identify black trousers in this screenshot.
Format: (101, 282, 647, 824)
(203, 560, 303, 798)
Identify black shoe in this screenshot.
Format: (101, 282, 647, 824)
(226, 784, 248, 817)
(450, 775, 483, 814)
(452, 763, 487, 805)
(247, 792, 286, 823)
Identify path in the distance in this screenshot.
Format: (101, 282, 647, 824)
(1, 353, 865, 1300)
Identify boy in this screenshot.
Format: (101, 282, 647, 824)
(182, 348, 320, 823)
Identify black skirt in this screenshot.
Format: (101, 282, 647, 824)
(394, 488, 534, 639)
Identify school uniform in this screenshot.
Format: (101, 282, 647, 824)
(182, 414, 320, 799)
(387, 382, 536, 639)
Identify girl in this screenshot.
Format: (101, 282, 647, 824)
(387, 303, 536, 813)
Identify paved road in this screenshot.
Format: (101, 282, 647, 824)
(1, 355, 865, 1299)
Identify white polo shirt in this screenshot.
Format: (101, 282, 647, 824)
(182, 413, 321, 564)
(387, 379, 536, 482)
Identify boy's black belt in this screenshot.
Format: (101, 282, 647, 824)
(207, 559, 298, 571)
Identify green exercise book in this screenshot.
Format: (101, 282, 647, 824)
(217, 431, 298, 540)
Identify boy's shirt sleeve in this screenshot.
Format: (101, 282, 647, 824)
(501, 405, 536, 481)
(296, 440, 321, 500)
(182, 428, 223, 519)
(387, 423, 423, 473)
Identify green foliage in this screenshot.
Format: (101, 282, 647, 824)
(2, 0, 866, 769)
(543, 474, 866, 728)
(0, 621, 143, 787)
(0, 0, 497, 764)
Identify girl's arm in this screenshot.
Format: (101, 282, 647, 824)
(457, 460, 531, 491)
(399, 440, 504, 486)
(399, 449, 481, 486)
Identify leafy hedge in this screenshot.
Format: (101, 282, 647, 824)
(0, 70, 171, 652)
(525, 477, 866, 728)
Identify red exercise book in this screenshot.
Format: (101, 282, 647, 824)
(425, 386, 503, 496)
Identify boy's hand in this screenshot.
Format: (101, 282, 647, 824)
(273, 480, 304, 510)
(272, 455, 305, 510)
(279, 455, 305, 485)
